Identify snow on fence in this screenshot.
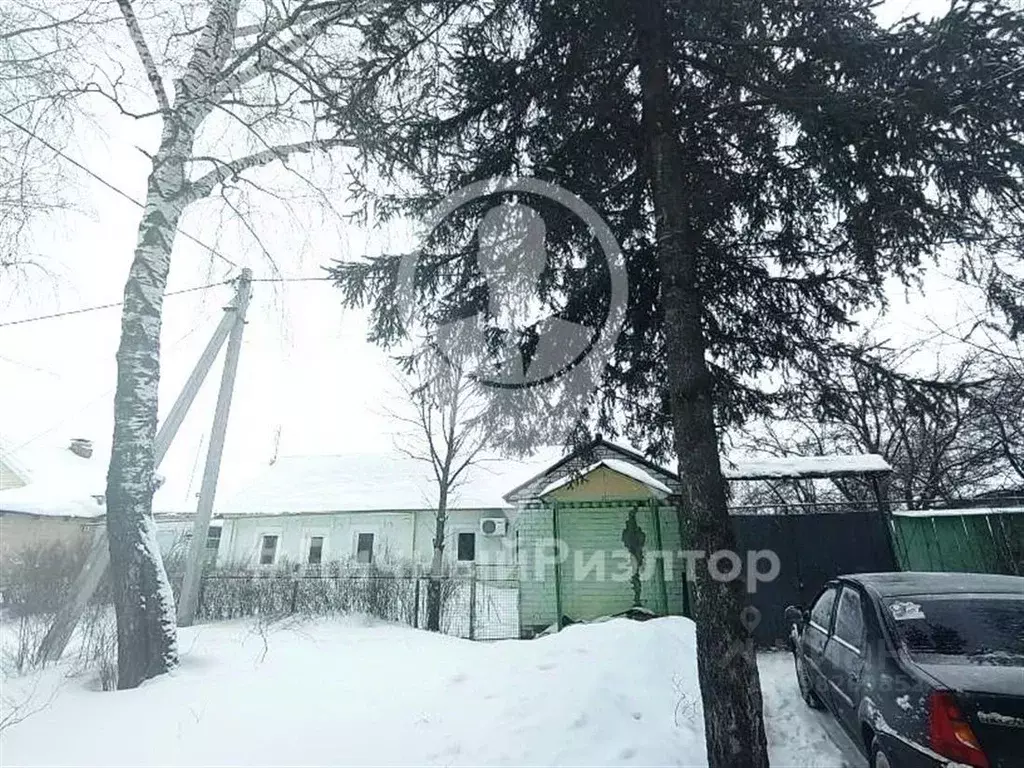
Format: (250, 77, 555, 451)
(195, 562, 520, 641)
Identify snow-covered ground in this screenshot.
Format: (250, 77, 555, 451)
(0, 616, 850, 767)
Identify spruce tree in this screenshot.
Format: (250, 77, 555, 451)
(330, 1, 1024, 764)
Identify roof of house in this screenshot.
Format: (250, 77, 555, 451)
(503, 437, 680, 502)
(0, 438, 178, 519)
(502, 436, 891, 501)
(218, 451, 562, 516)
(0, 440, 107, 518)
(538, 458, 673, 498)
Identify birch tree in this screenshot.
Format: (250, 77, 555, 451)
(391, 356, 490, 631)
(102, 0, 370, 689)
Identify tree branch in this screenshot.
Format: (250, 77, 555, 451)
(185, 137, 351, 203)
(114, 0, 169, 112)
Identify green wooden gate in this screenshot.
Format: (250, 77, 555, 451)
(550, 500, 688, 624)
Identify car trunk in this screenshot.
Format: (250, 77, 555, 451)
(917, 661, 1024, 768)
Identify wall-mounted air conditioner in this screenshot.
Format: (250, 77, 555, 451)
(479, 517, 507, 536)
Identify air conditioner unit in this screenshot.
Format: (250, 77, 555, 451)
(479, 517, 507, 537)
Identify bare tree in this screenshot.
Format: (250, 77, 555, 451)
(733, 349, 1005, 509)
(968, 351, 1024, 489)
(391, 355, 490, 632)
(98, 0, 374, 688)
(0, 0, 110, 285)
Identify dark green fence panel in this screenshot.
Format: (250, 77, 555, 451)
(891, 509, 1024, 576)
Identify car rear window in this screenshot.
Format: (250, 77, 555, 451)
(886, 595, 1024, 662)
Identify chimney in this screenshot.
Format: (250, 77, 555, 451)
(69, 438, 93, 459)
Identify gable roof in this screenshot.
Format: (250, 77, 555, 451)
(503, 437, 680, 503)
(218, 451, 561, 517)
(538, 458, 673, 498)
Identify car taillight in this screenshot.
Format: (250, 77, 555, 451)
(928, 691, 989, 768)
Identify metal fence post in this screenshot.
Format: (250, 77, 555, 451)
(290, 579, 299, 614)
(197, 573, 207, 620)
(413, 578, 421, 628)
(469, 565, 477, 640)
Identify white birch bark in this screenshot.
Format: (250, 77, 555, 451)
(106, 0, 358, 688)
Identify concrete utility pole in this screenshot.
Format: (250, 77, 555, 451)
(36, 272, 252, 663)
(177, 269, 251, 626)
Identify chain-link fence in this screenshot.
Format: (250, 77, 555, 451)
(196, 561, 520, 640)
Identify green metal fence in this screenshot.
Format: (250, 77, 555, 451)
(890, 508, 1024, 576)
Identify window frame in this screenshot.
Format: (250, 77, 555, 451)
(832, 585, 865, 654)
(808, 585, 839, 636)
(258, 533, 279, 566)
(355, 532, 375, 564)
(306, 535, 325, 566)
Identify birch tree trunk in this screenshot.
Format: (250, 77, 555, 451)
(106, 119, 195, 688)
(105, 0, 239, 688)
(635, 0, 770, 765)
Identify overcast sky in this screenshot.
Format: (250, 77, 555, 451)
(0, 0, 986, 509)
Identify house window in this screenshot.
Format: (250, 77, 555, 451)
(307, 536, 324, 565)
(356, 533, 374, 564)
(206, 526, 222, 553)
(203, 526, 222, 565)
(457, 532, 476, 562)
(259, 534, 278, 565)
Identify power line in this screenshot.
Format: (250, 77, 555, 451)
(0, 112, 239, 271)
(250, 276, 333, 282)
(0, 280, 231, 329)
(7, 303, 224, 453)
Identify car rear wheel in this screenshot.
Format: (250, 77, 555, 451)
(870, 738, 891, 768)
(794, 653, 823, 709)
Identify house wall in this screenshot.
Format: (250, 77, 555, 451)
(215, 508, 514, 569)
(0, 513, 100, 573)
(516, 502, 559, 634)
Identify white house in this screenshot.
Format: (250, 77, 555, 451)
(214, 452, 558, 570)
(0, 437, 190, 574)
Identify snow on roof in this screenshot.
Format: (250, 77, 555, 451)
(0, 439, 178, 519)
(219, 452, 559, 516)
(722, 454, 892, 480)
(539, 458, 672, 497)
(0, 441, 107, 518)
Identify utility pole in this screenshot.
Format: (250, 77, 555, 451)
(177, 269, 251, 626)
(36, 272, 252, 663)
